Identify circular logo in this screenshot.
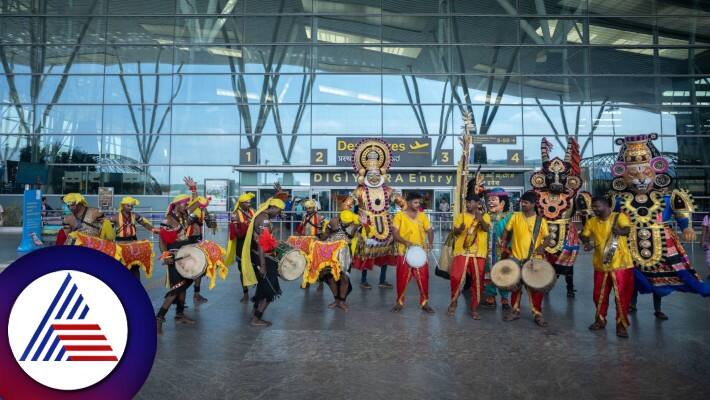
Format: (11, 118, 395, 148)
(8, 270, 128, 390)
(0, 246, 156, 399)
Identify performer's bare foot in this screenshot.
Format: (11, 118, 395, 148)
(156, 316, 164, 335)
(482, 296, 496, 309)
(336, 301, 349, 312)
(174, 314, 196, 324)
(501, 299, 511, 310)
(328, 300, 338, 309)
(470, 310, 481, 320)
(378, 282, 393, 289)
(249, 317, 270, 327)
(421, 304, 435, 314)
(616, 324, 629, 338)
(534, 315, 548, 327)
(240, 292, 249, 303)
(503, 310, 520, 322)
(446, 302, 457, 316)
(391, 304, 404, 313)
(193, 294, 208, 304)
(654, 311, 668, 320)
(588, 319, 606, 331)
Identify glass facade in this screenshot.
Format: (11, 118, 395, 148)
(0, 0, 709, 210)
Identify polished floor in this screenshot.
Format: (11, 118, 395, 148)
(3, 231, 710, 399)
(137, 234, 710, 400)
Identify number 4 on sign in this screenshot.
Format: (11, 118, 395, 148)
(507, 149, 523, 165)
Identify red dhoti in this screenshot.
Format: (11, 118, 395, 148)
(511, 285, 545, 316)
(395, 255, 430, 306)
(593, 268, 634, 327)
(450, 255, 486, 310)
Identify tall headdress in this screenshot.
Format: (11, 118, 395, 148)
(610, 133, 671, 191)
(352, 138, 393, 186)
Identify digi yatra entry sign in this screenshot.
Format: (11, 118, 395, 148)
(0, 246, 157, 399)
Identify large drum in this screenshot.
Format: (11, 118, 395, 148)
(269, 242, 307, 281)
(521, 259, 556, 292)
(117, 240, 154, 278)
(68, 232, 122, 261)
(490, 259, 522, 291)
(175, 244, 208, 279)
(405, 246, 427, 268)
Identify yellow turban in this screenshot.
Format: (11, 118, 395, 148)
(233, 193, 255, 212)
(63, 193, 87, 206)
(340, 209, 359, 225)
(238, 192, 255, 204)
(303, 199, 316, 208)
(265, 198, 285, 210)
(120, 196, 139, 208)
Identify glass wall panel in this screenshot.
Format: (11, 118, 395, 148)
(171, 135, 237, 165)
(175, 17, 244, 44)
(103, 134, 170, 164)
(312, 104, 381, 135)
(171, 105, 239, 134)
(314, 74, 381, 104)
(103, 105, 172, 135)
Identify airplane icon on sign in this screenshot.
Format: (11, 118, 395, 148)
(409, 140, 429, 150)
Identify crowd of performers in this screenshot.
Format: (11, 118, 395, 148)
(55, 135, 709, 338)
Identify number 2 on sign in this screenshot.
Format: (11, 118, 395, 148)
(315, 151, 324, 163)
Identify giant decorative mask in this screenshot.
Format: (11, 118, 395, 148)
(530, 138, 582, 195)
(353, 139, 392, 188)
(611, 134, 671, 195)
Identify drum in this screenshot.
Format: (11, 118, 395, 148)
(270, 242, 307, 281)
(490, 259, 522, 291)
(521, 259, 556, 292)
(175, 245, 208, 279)
(68, 232, 122, 261)
(405, 246, 427, 268)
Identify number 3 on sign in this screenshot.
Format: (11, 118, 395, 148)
(507, 149, 523, 165)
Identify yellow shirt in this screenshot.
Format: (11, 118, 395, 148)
(581, 212, 633, 272)
(392, 211, 431, 255)
(504, 212, 549, 261)
(453, 212, 490, 258)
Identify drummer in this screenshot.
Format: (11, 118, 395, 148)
(226, 192, 256, 303)
(155, 194, 200, 334)
(58, 193, 111, 244)
(186, 193, 211, 304)
(241, 197, 286, 327)
(111, 196, 159, 280)
(391, 192, 435, 314)
(321, 209, 360, 311)
(448, 194, 490, 319)
(500, 191, 554, 327)
(580, 195, 634, 338)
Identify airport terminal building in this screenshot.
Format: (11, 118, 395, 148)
(0, 0, 708, 215)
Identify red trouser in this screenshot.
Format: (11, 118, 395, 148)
(450, 255, 486, 310)
(511, 285, 545, 316)
(395, 256, 430, 306)
(593, 268, 635, 327)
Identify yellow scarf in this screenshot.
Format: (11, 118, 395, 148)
(240, 198, 285, 287)
(225, 208, 253, 266)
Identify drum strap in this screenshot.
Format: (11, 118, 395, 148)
(522, 215, 543, 264)
(603, 212, 621, 253)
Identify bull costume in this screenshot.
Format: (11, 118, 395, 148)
(610, 134, 710, 318)
(350, 139, 403, 289)
(530, 138, 592, 298)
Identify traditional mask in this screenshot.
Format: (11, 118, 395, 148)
(530, 138, 582, 195)
(611, 134, 671, 195)
(485, 188, 509, 213)
(353, 139, 392, 188)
